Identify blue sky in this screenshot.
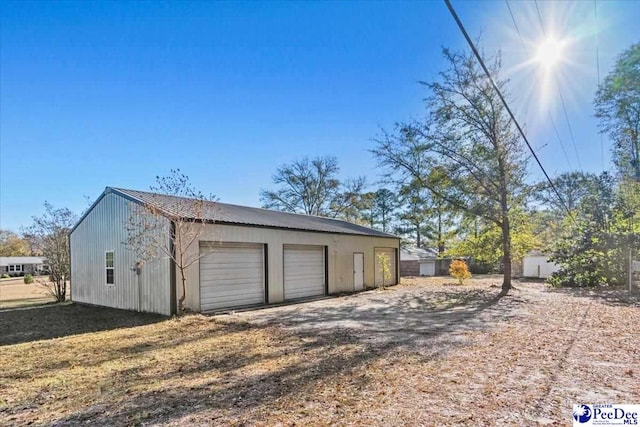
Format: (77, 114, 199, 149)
(1, 0, 638, 232)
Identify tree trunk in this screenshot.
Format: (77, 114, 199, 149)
(416, 226, 421, 248)
(178, 267, 187, 311)
(437, 211, 446, 254)
(501, 215, 512, 293)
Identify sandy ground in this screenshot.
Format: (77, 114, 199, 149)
(1, 276, 638, 426)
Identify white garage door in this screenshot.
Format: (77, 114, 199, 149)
(420, 261, 436, 276)
(375, 248, 397, 286)
(199, 243, 265, 312)
(284, 245, 325, 300)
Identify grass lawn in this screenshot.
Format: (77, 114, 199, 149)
(0, 278, 59, 309)
(1, 277, 638, 426)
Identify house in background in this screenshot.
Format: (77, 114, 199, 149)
(0, 256, 47, 277)
(400, 247, 452, 277)
(70, 187, 400, 316)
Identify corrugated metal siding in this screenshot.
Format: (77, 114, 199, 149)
(283, 245, 325, 300)
(70, 192, 171, 315)
(199, 242, 265, 311)
(179, 223, 400, 311)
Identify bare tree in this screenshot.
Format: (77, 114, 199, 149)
(125, 169, 216, 311)
(24, 203, 77, 302)
(260, 156, 367, 219)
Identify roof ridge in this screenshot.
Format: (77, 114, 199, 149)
(106, 187, 398, 238)
(112, 187, 390, 229)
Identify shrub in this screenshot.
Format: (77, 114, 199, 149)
(1, 274, 10, 279)
(23, 274, 34, 284)
(376, 252, 392, 288)
(449, 259, 471, 285)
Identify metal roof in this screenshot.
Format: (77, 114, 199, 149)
(108, 187, 397, 238)
(400, 247, 440, 260)
(0, 256, 46, 266)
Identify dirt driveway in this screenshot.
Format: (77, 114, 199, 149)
(224, 276, 518, 351)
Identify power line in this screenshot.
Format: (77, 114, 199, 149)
(443, 0, 576, 223)
(594, 0, 605, 171)
(534, 0, 583, 170)
(549, 113, 572, 171)
(505, 0, 574, 171)
(557, 90, 582, 169)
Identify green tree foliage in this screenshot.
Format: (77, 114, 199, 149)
(533, 171, 599, 215)
(371, 188, 398, 232)
(260, 156, 367, 221)
(530, 172, 600, 252)
(526, 209, 563, 254)
(0, 230, 30, 256)
(549, 173, 640, 287)
(395, 175, 458, 252)
(447, 209, 539, 271)
(24, 203, 77, 302)
(395, 183, 432, 248)
(372, 47, 528, 293)
(359, 191, 377, 228)
(594, 43, 640, 180)
(550, 42, 640, 287)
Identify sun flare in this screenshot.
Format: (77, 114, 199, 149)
(535, 37, 564, 70)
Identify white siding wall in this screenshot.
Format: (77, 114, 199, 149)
(70, 192, 172, 315)
(179, 223, 399, 312)
(522, 256, 560, 279)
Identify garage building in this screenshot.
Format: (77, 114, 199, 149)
(70, 187, 400, 315)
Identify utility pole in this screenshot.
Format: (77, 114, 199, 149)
(630, 248, 634, 293)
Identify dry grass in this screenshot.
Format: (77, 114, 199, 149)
(1, 277, 638, 426)
(0, 279, 56, 308)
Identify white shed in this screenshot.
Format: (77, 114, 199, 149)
(400, 247, 440, 277)
(70, 187, 400, 315)
(522, 255, 560, 279)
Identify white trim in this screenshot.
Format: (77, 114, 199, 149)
(105, 250, 115, 286)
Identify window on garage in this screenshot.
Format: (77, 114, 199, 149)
(106, 251, 114, 285)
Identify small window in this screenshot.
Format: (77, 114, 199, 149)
(106, 252, 114, 285)
(9, 265, 22, 272)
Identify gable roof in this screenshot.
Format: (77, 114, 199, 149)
(73, 187, 398, 239)
(400, 247, 440, 260)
